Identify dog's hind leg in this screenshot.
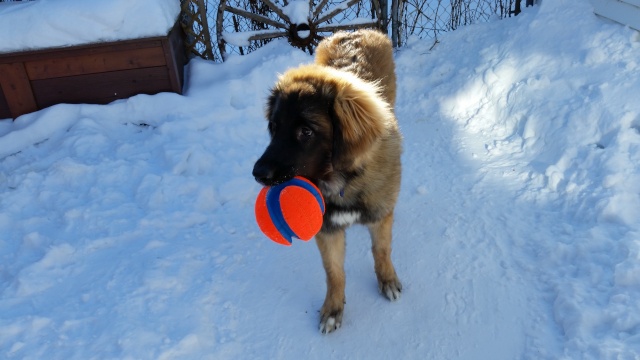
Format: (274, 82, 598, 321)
(316, 229, 346, 334)
(368, 212, 403, 301)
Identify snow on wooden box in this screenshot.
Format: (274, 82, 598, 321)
(0, 0, 184, 120)
(0, 21, 185, 119)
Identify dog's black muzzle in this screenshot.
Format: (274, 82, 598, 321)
(252, 147, 295, 186)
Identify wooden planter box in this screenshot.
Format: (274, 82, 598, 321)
(0, 22, 186, 119)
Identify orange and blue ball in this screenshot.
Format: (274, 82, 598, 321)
(255, 176, 325, 246)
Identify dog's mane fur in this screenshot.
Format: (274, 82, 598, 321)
(314, 30, 397, 107)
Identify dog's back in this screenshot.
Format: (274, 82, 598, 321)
(314, 29, 396, 107)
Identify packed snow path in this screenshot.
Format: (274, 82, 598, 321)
(1, 1, 639, 359)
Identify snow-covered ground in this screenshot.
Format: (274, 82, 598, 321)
(1, 0, 640, 359)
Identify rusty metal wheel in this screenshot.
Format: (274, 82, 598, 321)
(216, 0, 382, 60)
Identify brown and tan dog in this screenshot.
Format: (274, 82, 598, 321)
(253, 29, 403, 334)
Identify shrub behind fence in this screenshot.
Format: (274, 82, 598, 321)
(390, 0, 521, 47)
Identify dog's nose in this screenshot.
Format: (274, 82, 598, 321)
(252, 161, 275, 185)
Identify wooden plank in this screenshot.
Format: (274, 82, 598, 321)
(0, 38, 164, 64)
(592, 0, 640, 31)
(25, 46, 167, 80)
(0, 86, 12, 119)
(161, 21, 186, 94)
(0, 63, 38, 118)
(31, 66, 172, 109)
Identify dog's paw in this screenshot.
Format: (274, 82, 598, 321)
(319, 309, 343, 334)
(379, 277, 403, 301)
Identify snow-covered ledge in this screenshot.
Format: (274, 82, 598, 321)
(0, 0, 180, 54)
(591, 0, 640, 31)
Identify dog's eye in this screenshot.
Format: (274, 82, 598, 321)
(297, 126, 314, 141)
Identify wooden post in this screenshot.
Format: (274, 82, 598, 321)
(162, 22, 186, 94)
(391, 0, 400, 47)
(0, 63, 37, 118)
(513, 0, 522, 16)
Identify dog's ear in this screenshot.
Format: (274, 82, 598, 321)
(330, 78, 394, 170)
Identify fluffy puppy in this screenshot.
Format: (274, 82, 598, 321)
(253, 29, 402, 334)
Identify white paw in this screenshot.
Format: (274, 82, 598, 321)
(319, 313, 342, 334)
(380, 279, 403, 301)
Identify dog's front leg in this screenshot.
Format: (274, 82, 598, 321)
(315, 229, 346, 334)
(368, 212, 402, 301)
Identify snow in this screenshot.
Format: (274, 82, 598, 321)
(1, 0, 640, 359)
(0, 0, 180, 54)
(282, 0, 310, 24)
(591, 0, 640, 31)
(223, 29, 285, 47)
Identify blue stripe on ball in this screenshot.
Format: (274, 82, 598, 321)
(265, 184, 295, 243)
(265, 178, 324, 242)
